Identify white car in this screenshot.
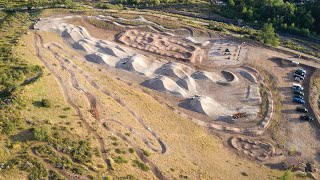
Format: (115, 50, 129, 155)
(293, 83, 302, 88)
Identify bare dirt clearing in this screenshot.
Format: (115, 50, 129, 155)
(26, 10, 320, 179)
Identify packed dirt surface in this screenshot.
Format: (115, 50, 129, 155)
(230, 136, 275, 161)
(209, 40, 247, 66)
(30, 11, 320, 179)
(35, 16, 265, 131)
(118, 29, 203, 63)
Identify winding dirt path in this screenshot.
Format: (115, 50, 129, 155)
(103, 118, 162, 153)
(102, 121, 167, 180)
(47, 43, 167, 155)
(33, 32, 113, 171)
(44, 42, 168, 179)
(28, 142, 87, 180)
(93, 15, 193, 37)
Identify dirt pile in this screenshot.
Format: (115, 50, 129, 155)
(118, 29, 203, 63)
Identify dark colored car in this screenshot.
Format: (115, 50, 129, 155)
(296, 107, 308, 113)
(296, 69, 306, 74)
(295, 71, 306, 77)
(299, 115, 314, 121)
(293, 90, 304, 96)
(294, 77, 303, 82)
(292, 86, 303, 91)
(293, 97, 305, 104)
(293, 95, 304, 100)
(294, 73, 305, 80)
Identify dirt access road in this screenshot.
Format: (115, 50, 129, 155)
(247, 46, 320, 167)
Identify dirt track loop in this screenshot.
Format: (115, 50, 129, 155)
(47, 43, 167, 154)
(39, 38, 167, 179)
(33, 32, 113, 171)
(29, 142, 89, 180)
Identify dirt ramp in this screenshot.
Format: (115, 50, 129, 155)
(155, 62, 194, 78)
(239, 69, 258, 83)
(191, 71, 225, 82)
(141, 76, 188, 97)
(116, 54, 163, 76)
(180, 96, 233, 119)
(176, 76, 197, 93)
(217, 70, 239, 86)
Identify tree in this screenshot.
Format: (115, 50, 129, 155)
(154, 0, 160, 5)
(258, 23, 279, 46)
(41, 98, 51, 108)
(2, 121, 15, 135)
(227, 0, 235, 7)
(280, 170, 292, 180)
(65, 0, 74, 8)
(32, 127, 49, 141)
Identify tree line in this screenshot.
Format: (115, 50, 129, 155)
(0, 0, 75, 9)
(218, 0, 320, 37)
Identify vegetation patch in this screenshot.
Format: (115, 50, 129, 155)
(132, 159, 149, 171)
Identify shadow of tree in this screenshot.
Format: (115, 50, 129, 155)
(10, 129, 33, 142)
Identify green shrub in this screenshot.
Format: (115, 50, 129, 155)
(2, 121, 15, 135)
(59, 115, 67, 118)
(132, 160, 149, 171)
(141, 149, 151, 157)
(241, 172, 248, 176)
(113, 156, 128, 164)
(31, 127, 50, 141)
(128, 148, 134, 154)
(41, 98, 51, 108)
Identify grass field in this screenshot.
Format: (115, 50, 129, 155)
(39, 30, 283, 179)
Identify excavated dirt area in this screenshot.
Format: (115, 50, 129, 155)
(32, 13, 320, 179)
(118, 29, 202, 63)
(35, 16, 265, 132)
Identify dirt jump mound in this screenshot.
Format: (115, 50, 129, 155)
(180, 96, 234, 119)
(217, 70, 239, 86)
(141, 75, 188, 97)
(118, 29, 203, 63)
(115, 54, 163, 76)
(230, 137, 275, 161)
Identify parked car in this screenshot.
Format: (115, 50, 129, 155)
(293, 90, 304, 96)
(294, 73, 305, 80)
(299, 115, 314, 121)
(296, 107, 308, 113)
(293, 97, 305, 104)
(292, 86, 303, 91)
(293, 83, 302, 88)
(297, 68, 306, 74)
(293, 95, 304, 100)
(295, 70, 306, 77)
(295, 77, 303, 82)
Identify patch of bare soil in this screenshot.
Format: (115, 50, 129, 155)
(68, 18, 118, 41)
(247, 46, 320, 175)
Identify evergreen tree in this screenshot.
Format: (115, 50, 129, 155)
(259, 23, 279, 46)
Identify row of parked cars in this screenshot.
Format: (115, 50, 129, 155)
(291, 68, 314, 121)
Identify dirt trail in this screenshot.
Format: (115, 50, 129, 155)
(102, 120, 167, 180)
(33, 32, 113, 171)
(94, 15, 193, 37)
(63, 57, 164, 152)
(48, 43, 167, 155)
(45, 42, 168, 179)
(28, 142, 87, 180)
(67, 68, 168, 180)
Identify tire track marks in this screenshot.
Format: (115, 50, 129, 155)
(46, 43, 168, 180)
(33, 32, 113, 171)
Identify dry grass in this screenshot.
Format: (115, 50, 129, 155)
(16, 11, 285, 179)
(14, 33, 110, 177)
(44, 33, 283, 179)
